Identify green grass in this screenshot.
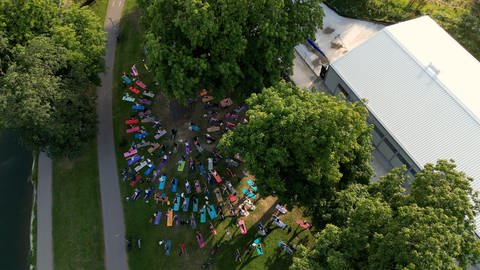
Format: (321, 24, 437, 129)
(325, 0, 480, 60)
(28, 152, 39, 270)
(69, 0, 108, 25)
(52, 142, 104, 270)
(88, 0, 108, 23)
(112, 1, 316, 269)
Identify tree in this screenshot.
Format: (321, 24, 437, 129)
(291, 162, 480, 270)
(218, 81, 373, 222)
(51, 6, 106, 83)
(0, 1, 105, 157)
(0, 37, 97, 157)
(140, 0, 324, 101)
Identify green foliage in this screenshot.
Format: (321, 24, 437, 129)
(325, 0, 480, 60)
(218, 81, 373, 223)
(0, 0, 105, 157)
(140, 0, 324, 101)
(52, 7, 106, 83)
(0, 0, 59, 46)
(0, 37, 98, 157)
(291, 161, 480, 270)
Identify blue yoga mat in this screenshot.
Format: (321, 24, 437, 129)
(134, 132, 148, 139)
(165, 240, 171, 256)
(200, 207, 206, 223)
(182, 197, 190, 212)
(158, 175, 166, 190)
(127, 154, 140, 166)
(122, 75, 132, 85)
(191, 125, 200, 132)
(243, 188, 257, 199)
(192, 198, 198, 212)
(199, 163, 205, 175)
(172, 178, 178, 193)
(208, 205, 217, 220)
(153, 211, 162, 225)
(173, 193, 181, 211)
(132, 105, 145, 110)
(144, 164, 155, 176)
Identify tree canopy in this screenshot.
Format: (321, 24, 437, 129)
(291, 161, 480, 270)
(139, 0, 324, 101)
(218, 81, 373, 223)
(0, 0, 104, 157)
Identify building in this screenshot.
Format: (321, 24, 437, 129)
(324, 16, 480, 232)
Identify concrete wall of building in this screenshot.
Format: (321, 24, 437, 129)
(324, 66, 419, 180)
(324, 66, 350, 98)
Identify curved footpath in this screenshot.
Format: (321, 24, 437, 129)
(96, 0, 127, 269)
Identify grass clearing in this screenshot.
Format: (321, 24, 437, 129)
(112, 1, 316, 269)
(325, 0, 480, 59)
(88, 0, 108, 23)
(28, 152, 39, 270)
(52, 141, 104, 270)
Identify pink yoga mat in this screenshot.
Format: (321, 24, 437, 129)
(136, 80, 146, 89)
(126, 126, 140, 133)
(123, 149, 138, 158)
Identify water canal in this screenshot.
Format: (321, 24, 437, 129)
(0, 130, 33, 270)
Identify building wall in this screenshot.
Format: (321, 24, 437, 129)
(324, 66, 418, 180)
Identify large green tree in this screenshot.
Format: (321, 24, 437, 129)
(218, 81, 373, 222)
(0, 0, 104, 157)
(291, 161, 480, 270)
(1, 37, 97, 157)
(139, 0, 324, 101)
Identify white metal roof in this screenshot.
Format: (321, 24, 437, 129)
(330, 16, 480, 228)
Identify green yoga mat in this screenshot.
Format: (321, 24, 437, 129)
(177, 160, 186, 172)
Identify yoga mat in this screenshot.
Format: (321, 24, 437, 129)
(153, 211, 162, 225)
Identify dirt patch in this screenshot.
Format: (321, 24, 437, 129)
(245, 196, 278, 225)
(323, 26, 335, 34)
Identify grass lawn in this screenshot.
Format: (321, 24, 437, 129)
(88, 0, 108, 23)
(29, 152, 38, 270)
(112, 1, 316, 269)
(325, 0, 480, 60)
(52, 141, 104, 270)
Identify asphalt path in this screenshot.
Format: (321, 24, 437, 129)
(96, 0, 128, 269)
(36, 152, 52, 270)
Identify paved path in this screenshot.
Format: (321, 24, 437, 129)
(96, 0, 127, 270)
(36, 152, 52, 270)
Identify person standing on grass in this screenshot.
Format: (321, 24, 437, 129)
(218, 206, 225, 220)
(225, 228, 231, 240)
(235, 248, 241, 262)
(173, 142, 178, 153)
(180, 243, 186, 256)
